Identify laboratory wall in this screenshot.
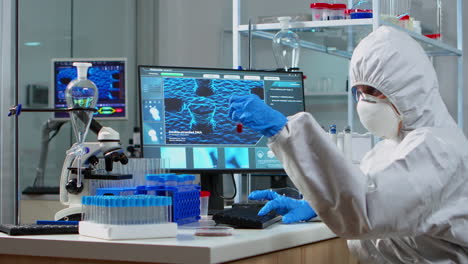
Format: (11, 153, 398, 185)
(17, 0, 137, 193)
(0, 0, 15, 224)
(431, 1, 460, 130)
(156, 0, 233, 68)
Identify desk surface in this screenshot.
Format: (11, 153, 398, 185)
(0, 221, 335, 264)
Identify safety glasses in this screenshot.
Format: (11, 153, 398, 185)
(351, 86, 386, 103)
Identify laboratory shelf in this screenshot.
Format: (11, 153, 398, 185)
(233, 0, 463, 129)
(238, 19, 462, 58)
(237, 18, 374, 31)
(305, 92, 348, 97)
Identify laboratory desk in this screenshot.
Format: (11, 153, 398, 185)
(0, 222, 358, 264)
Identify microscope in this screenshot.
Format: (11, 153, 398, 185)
(55, 120, 128, 221)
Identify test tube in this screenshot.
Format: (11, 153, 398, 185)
(82, 197, 88, 222)
(177, 175, 185, 186)
(329, 125, 337, 145)
(89, 197, 94, 222)
(148, 196, 156, 224)
(155, 197, 161, 223)
(236, 123, 243, 133)
(343, 126, 352, 161)
(165, 196, 172, 222)
(117, 197, 123, 225)
(140, 196, 146, 225)
(165, 174, 178, 187)
(186, 175, 195, 185)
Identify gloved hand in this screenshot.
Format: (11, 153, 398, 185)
(249, 190, 317, 224)
(229, 94, 287, 137)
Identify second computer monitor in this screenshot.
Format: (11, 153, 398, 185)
(139, 66, 305, 172)
(51, 58, 127, 120)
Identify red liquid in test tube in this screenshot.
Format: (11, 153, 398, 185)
(236, 123, 243, 133)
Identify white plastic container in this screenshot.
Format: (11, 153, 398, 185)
(310, 3, 330, 21)
(398, 14, 413, 31)
(329, 4, 347, 20)
(200, 191, 210, 217)
(413, 20, 422, 34)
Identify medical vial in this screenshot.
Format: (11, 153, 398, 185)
(329, 125, 337, 146)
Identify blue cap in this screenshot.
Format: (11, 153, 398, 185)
(187, 175, 195, 181)
(166, 174, 178, 182)
(165, 196, 173, 206)
(146, 174, 162, 182)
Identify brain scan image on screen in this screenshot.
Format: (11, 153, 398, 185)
(149, 107, 161, 121)
(143, 123, 164, 145)
(143, 100, 163, 122)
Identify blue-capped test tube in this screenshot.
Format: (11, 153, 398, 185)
(146, 174, 162, 186)
(177, 175, 185, 186)
(163, 196, 172, 222)
(82, 196, 89, 222)
(164, 173, 178, 187)
(186, 174, 195, 185)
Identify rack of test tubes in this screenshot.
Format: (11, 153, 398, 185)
(95, 173, 201, 225)
(79, 195, 177, 240)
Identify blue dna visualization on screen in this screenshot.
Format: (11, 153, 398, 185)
(52, 58, 127, 119)
(139, 66, 305, 172)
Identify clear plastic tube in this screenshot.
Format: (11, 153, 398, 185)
(165, 174, 178, 187)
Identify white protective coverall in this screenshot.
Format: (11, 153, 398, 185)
(268, 25, 468, 263)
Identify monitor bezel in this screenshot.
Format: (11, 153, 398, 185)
(50, 57, 129, 120)
(137, 65, 305, 174)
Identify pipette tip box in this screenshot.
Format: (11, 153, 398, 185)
(79, 221, 177, 240)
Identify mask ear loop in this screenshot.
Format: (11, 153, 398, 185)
(383, 96, 403, 122)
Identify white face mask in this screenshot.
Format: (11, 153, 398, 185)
(357, 95, 402, 139)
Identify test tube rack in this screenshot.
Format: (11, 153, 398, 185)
(96, 183, 201, 225)
(79, 195, 177, 240)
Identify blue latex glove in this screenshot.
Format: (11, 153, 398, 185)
(249, 190, 317, 224)
(229, 94, 287, 137)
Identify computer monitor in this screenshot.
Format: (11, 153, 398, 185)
(51, 58, 127, 119)
(138, 66, 305, 173)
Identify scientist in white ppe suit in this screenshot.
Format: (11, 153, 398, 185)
(229, 25, 468, 263)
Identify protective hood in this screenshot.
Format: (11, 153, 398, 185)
(350, 26, 457, 136)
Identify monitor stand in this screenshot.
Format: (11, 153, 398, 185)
(200, 172, 225, 215)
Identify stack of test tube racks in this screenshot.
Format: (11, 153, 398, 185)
(95, 174, 201, 225)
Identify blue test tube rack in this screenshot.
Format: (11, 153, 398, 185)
(95, 174, 201, 225)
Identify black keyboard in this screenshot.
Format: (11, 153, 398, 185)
(212, 202, 281, 229)
(22, 186, 60, 195)
(0, 224, 78, 236)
